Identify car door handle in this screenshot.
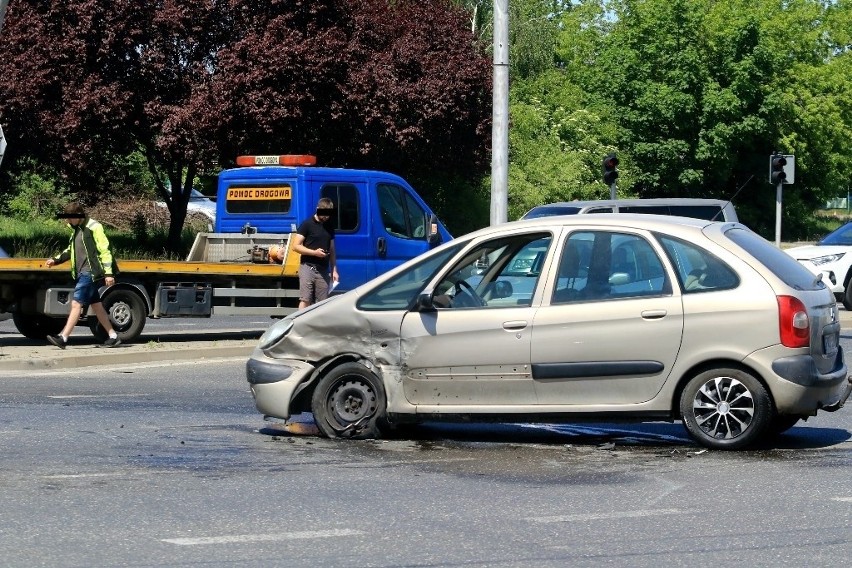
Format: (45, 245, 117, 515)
(377, 237, 387, 257)
(503, 320, 528, 331)
(641, 310, 667, 320)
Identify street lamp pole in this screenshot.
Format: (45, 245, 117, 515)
(490, 0, 509, 226)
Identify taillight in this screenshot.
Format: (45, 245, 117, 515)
(777, 295, 810, 348)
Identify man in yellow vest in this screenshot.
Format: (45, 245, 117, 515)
(44, 201, 121, 348)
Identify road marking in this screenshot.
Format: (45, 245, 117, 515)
(162, 528, 364, 546)
(526, 508, 684, 523)
(833, 497, 852, 502)
(47, 394, 148, 399)
(42, 472, 128, 479)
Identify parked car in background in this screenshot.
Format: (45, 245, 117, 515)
(155, 186, 217, 222)
(522, 198, 739, 223)
(785, 222, 852, 309)
(247, 214, 850, 450)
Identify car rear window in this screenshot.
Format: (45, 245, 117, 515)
(724, 227, 826, 291)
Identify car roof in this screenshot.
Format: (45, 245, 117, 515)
(527, 198, 732, 209)
(460, 213, 720, 242)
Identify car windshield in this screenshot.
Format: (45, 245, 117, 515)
(819, 223, 852, 246)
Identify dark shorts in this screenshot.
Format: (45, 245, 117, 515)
(299, 264, 330, 304)
(73, 272, 102, 305)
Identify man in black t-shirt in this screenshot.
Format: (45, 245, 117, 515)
(293, 197, 339, 309)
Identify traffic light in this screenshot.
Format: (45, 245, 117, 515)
(770, 154, 787, 185)
(602, 153, 619, 185)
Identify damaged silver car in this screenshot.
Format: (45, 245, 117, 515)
(247, 215, 852, 450)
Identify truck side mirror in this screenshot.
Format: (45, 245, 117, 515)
(427, 214, 441, 246)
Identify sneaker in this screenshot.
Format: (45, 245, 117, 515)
(47, 335, 67, 350)
(101, 337, 122, 348)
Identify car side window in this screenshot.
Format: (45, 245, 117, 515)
(552, 231, 670, 304)
(377, 183, 427, 239)
(656, 234, 739, 293)
(357, 242, 467, 311)
(321, 183, 359, 232)
(432, 233, 552, 309)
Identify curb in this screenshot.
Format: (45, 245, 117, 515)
(0, 342, 255, 373)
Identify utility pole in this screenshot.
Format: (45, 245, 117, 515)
(490, 0, 509, 226)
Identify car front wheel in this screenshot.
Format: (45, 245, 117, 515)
(680, 368, 772, 450)
(311, 362, 387, 439)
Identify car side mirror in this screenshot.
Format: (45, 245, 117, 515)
(415, 291, 437, 311)
(609, 272, 631, 285)
(427, 214, 441, 246)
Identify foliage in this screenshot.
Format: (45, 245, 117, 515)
(0, 210, 199, 260)
(4, 159, 76, 221)
(0, 0, 491, 249)
(482, 0, 852, 239)
(505, 69, 624, 219)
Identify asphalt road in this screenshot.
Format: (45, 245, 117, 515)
(0, 359, 849, 567)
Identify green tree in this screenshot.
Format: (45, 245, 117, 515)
(586, 0, 852, 238)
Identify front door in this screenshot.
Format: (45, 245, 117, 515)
(400, 231, 554, 406)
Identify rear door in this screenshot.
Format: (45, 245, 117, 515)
(531, 229, 684, 404)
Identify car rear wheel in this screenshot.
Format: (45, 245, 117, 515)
(680, 368, 772, 450)
(311, 362, 387, 439)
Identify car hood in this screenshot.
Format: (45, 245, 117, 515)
(784, 244, 849, 260)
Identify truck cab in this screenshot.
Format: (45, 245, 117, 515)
(215, 155, 452, 292)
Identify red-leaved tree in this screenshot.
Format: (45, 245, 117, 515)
(0, 0, 490, 250)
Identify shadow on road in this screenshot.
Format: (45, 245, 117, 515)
(263, 417, 852, 451)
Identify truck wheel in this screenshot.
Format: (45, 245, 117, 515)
(90, 289, 146, 343)
(311, 362, 387, 439)
(12, 311, 65, 340)
(680, 367, 772, 450)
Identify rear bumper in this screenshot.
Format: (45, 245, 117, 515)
(768, 347, 850, 414)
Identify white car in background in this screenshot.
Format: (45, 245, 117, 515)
(156, 186, 217, 222)
(786, 222, 852, 309)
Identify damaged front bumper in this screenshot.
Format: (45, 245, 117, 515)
(246, 349, 315, 420)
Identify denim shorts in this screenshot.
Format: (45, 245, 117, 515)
(73, 272, 102, 305)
